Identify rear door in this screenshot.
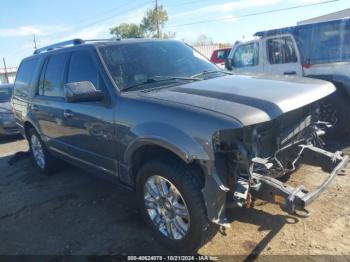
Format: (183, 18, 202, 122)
(59, 48, 117, 175)
(263, 34, 303, 76)
(29, 52, 68, 151)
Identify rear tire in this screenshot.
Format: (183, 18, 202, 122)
(136, 157, 216, 253)
(27, 128, 56, 174)
(320, 91, 350, 138)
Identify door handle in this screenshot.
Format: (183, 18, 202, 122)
(284, 71, 296, 75)
(31, 104, 39, 111)
(63, 110, 73, 118)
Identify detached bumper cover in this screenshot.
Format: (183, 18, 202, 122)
(251, 145, 348, 214)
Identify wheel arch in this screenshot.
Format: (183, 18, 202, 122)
(125, 140, 207, 190)
(23, 121, 39, 140)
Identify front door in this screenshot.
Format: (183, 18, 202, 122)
(60, 49, 117, 175)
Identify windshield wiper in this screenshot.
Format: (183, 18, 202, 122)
(191, 70, 231, 79)
(122, 76, 201, 92)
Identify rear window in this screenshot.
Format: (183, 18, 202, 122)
(14, 58, 39, 98)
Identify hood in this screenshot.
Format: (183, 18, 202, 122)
(140, 74, 335, 126)
(0, 101, 12, 114)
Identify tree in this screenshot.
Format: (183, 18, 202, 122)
(140, 5, 168, 38)
(110, 23, 143, 38)
(194, 34, 214, 45)
(110, 5, 174, 39)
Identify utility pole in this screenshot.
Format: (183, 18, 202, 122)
(155, 0, 160, 38)
(33, 35, 37, 50)
(2, 57, 9, 84)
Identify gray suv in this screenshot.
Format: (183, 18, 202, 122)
(12, 39, 348, 252)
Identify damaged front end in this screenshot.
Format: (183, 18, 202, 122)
(211, 102, 348, 224)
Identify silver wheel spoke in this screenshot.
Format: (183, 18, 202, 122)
(172, 218, 187, 237)
(156, 178, 168, 197)
(145, 181, 160, 199)
(167, 185, 178, 201)
(173, 204, 189, 220)
(165, 220, 175, 239)
(144, 196, 157, 209)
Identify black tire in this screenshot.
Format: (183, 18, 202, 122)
(27, 128, 56, 174)
(321, 91, 350, 138)
(136, 157, 216, 253)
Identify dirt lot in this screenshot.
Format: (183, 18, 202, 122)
(0, 136, 349, 258)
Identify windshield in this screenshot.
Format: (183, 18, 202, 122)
(99, 41, 219, 90)
(0, 86, 13, 102)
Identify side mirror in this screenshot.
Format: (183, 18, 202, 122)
(64, 81, 103, 103)
(225, 57, 233, 71)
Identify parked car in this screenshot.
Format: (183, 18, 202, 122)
(210, 47, 231, 69)
(13, 39, 348, 252)
(225, 18, 350, 137)
(0, 84, 19, 138)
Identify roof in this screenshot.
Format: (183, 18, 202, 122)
(254, 17, 349, 37)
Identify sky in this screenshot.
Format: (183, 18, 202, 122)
(0, 0, 348, 67)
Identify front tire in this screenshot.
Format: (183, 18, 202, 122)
(136, 157, 216, 253)
(27, 128, 56, 174)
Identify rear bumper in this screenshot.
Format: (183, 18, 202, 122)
(251, 145, 348, 214)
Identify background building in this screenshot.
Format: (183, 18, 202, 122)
(298, 8, 350, 25)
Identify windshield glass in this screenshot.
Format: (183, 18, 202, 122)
(0, 86, 13, 102)
(99, 41, 219, 90)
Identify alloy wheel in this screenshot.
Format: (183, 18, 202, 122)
(30, 134, 45, 169)
(144, 175, 190, 240)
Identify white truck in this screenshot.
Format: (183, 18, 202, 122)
(225, 18, 350, 137)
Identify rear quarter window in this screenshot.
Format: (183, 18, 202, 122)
(14, 58, 39, 98)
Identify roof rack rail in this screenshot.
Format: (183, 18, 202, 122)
(33, 38, 85, 55)
(84, 38, 121, 42)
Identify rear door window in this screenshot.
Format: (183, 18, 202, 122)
(41, 53, 68, 97)
(14, 58, 39, 98)
(267, 36, 297, 64)
(232, 43, 259, 67)
(67, 50, 99, 89)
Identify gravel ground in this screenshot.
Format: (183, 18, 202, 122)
(0, 136, 349, 259)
